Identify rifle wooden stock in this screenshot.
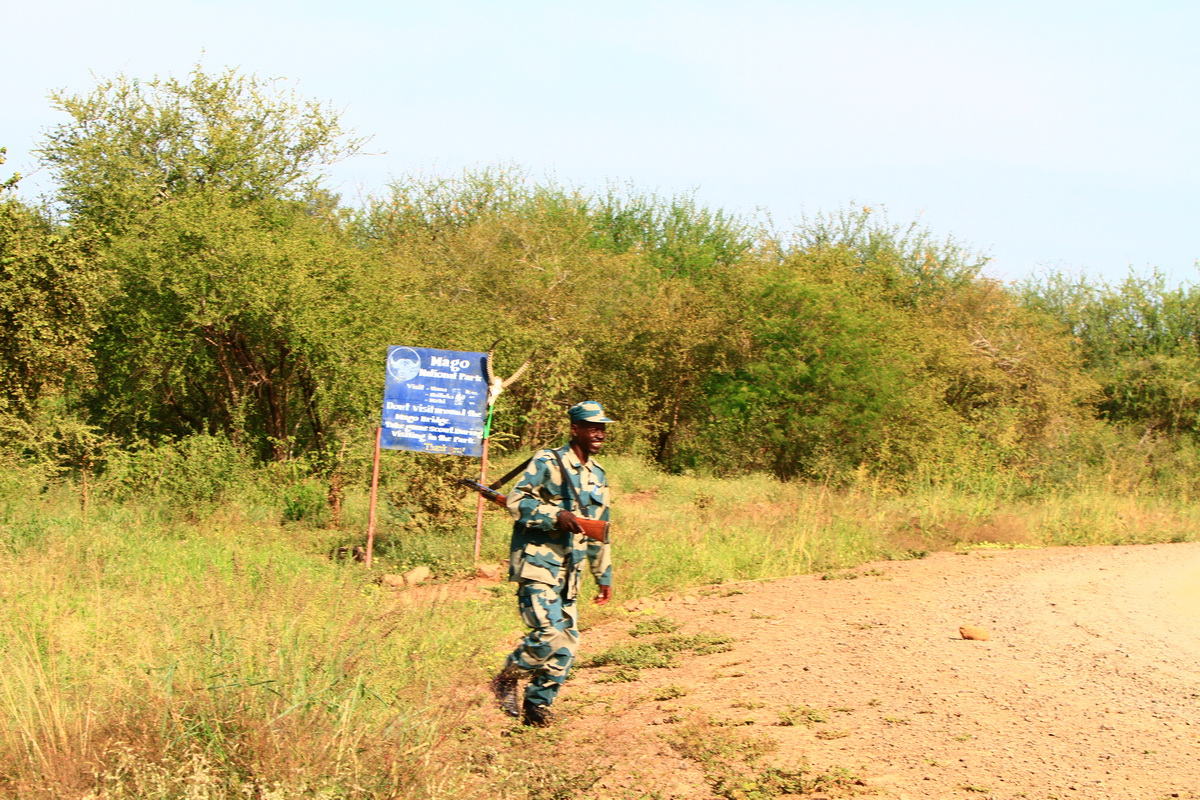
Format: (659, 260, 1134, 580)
(457, 479, 611, 544)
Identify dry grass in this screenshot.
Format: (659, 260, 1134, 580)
(2, 457, 1199, 796)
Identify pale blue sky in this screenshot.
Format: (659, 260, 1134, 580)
(4, 1, 1198, 285)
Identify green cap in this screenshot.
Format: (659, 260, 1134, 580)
(568, 400, 615, 424)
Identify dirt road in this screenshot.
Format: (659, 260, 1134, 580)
(549, 542, 1200, 799)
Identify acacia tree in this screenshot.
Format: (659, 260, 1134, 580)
(357, 173, 757, 462)
(1022, 270, 1200, 438)
(0, 151, 111, 480)
(37, 67, 378, 461)
(0, 153, 106, 418)
(702, 272, 926, 480)
(39, 65, 364, 234)
(697, 209, 1097, 484)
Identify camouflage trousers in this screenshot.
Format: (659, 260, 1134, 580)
(506, 578, 580, 707)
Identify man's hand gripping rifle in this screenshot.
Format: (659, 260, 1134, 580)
(457, 478, 611, 544)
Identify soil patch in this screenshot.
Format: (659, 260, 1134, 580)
(484, 543, 1200, 799)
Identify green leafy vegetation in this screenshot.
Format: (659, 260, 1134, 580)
(7, 62, 1200, 506)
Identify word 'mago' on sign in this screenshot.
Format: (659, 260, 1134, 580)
(380, 346, 488, 457)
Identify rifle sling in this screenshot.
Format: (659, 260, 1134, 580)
(551, 449, 586, 517)
(487, 441, 561, 490)
(551, 449, 588, 586)
(488, 457, 533, 491)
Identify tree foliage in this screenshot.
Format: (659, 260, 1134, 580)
(38, 65, 365, 233)
(5, 65, 1194, 504)
(0, 196, 106, 416)
(35, 67, 377, 463)
(704, 276, 922, 479)
(89, 190, 379, 460)
(1022, 270, 1200, 438)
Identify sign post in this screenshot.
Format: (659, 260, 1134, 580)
(365, 346, 489, 566)
(471, 353, 529, 562)
(473, 402, 497, 562)
(365, 426, 382, 568)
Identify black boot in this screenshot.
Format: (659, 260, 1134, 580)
(489, 665, 521, 718)
(522, 699, 554, 727)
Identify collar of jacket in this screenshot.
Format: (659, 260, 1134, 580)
(556, 442, 601, 472)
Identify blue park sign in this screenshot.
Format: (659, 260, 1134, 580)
(380, 346, 489, 457)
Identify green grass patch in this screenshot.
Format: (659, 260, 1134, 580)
(653, 684, 689, 701)
(653, 632, 736, 655)
(594, 666, 643, 683)
(777, 704, 828, 727)
(582, 631, 735, 670)
(581, 643, 679, 670)
(664, 716, 858, 799)
(629, 615, 681, 637)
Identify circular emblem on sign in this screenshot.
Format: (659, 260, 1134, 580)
(387, 347, 422, 382)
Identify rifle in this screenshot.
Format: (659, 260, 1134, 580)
(456, 478, 611, 544)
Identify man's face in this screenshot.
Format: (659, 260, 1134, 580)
(570, 421, 607, 455)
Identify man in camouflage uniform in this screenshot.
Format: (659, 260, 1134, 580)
(491, 401, 615, 726)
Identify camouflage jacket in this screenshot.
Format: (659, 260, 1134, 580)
(506, 444, 613, 598)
